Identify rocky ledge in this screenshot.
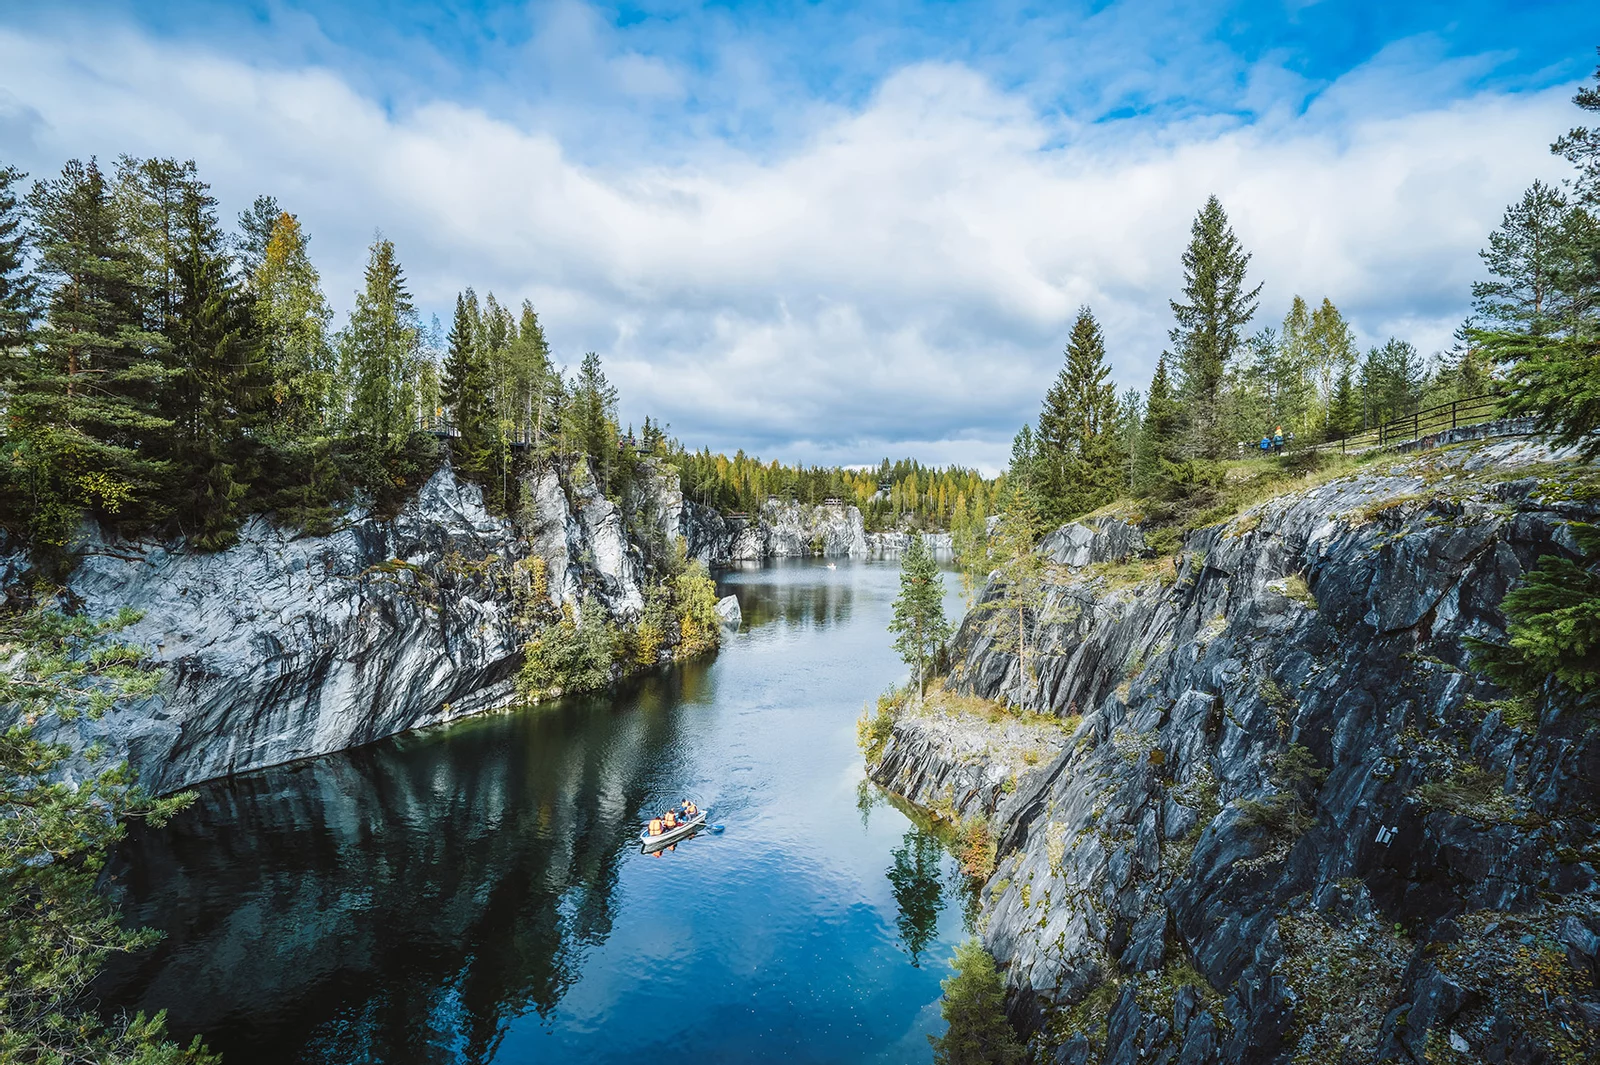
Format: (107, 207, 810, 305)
(870, 438, 1600, 1064)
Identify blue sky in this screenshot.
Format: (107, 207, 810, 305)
(2, 1, 1597, 470)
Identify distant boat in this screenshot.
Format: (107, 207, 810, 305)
(826, 562, 837, 570)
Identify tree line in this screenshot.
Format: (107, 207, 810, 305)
(1003, 192, 1505, 533)
(0, 154, 999, 563)
(669, 448, 994, 534)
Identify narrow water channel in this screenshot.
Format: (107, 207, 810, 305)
(98, 559, 972, 1064)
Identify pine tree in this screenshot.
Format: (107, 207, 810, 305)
(888, 536, 951, 698)
(1170, 196, 1262, 458)
(1473, 181, 1570, 338)
(19, 158, 171, 542)
(165, 181, 266, 549)
(253, 211, 335, 436)
(1036, 306, 1123, 522)
(982, 485, 1046, 705)
(1133, 356, 1182, 498)
(1553, 47, 1600, 207)
(442, 292, 495, 483)
(340, 236, 419, 452)
(928, 939, 1024, 1065)
(234, 194, 282, 282)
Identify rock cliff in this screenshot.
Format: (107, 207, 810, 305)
(7, 460, 685, 794)
(679, 496, 869, 563)
(868, 438, 1600, 1063)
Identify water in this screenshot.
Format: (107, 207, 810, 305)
(99, 559, 973, 1064)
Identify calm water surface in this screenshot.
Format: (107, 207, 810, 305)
(100, 559, 972, 1064)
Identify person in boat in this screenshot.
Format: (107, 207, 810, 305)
(682, 799, 698, 818)
(648, 816, 663, 837)
(662, 809, 678, 830)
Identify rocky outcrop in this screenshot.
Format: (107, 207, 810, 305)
(16, 461, 676, 795)
(679, 496, 869, 564)
(865, 530, 955, 558)
(873, 439, 1600, 1063)
(872, 701, 1061, 823)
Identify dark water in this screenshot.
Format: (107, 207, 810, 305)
(99, 559, 972, 1065)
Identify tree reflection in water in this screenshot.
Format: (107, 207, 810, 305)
(886, 827, 946, 966)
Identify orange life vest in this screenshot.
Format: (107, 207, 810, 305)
(664, 813, 677, 828)
(648, 818, 662, 835)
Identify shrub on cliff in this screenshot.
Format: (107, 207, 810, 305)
(517, 597, 617, 700)
(1473, 522, 1600, 704)
(929, 939, 1024, 1065)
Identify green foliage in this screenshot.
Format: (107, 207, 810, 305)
(888, 536, 952, 695)
(0, 605, 214, 1065)
(11, 157, 172, 544)
(339, 236, 422, 454)
(887, 828, 946, 966)
(1170, 195, 1262, 458)
(441, 292, 497, 486)
(517, 597, 618, 701)
(1034, 306, 1125, 523)
(929, 939, 1024, 1065)
(857, 690, 900, 764)
(1472, 523, 1600, 701)
(673, 558, 723, 659)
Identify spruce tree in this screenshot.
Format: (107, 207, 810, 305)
(1036, 306, 1123, 522)
(340, 236, 419, 453)
(0, 163, 34, 352)
(928, 939, 1024, 1065)
(20, 158, 171, 542)
(888, 536, 952, 698)
(1133, 356, 1182, 498)
(1327, 367, 1358, 440)
(165, 182, 266, 549)
(1170, 196, 1262, 458)
(442, 292, 495, 483)
(1472, 181, 1571, 337)
(568, 351, 619, 489)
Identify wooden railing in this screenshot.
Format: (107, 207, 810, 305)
(1277, 392, 1508, 457)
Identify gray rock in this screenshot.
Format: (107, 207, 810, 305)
(715, 594, 741, 631)
(872, 437, 1600, 1062)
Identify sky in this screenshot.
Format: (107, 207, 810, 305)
(1, 1, 1597, 472)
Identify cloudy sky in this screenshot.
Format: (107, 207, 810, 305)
(1, 1, 1597, 471)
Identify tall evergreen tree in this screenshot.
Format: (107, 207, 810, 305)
(888, 535, 951, 698)
(928, 940, 1024, 1065)
(1553, 46, 1600, 207)
(1170, 195, 1262, 458)
(1036, 306, 1122, 522)
(0, 163, 34, 353)
(165, 182, 266, 549)
(1133, 356, 1182, 498)
(18, 159, 171, 542)
(442, 292, 495, 483)
(1327, 367, 1358, 440)
(339, 236, 419, 452)
(568, 350, 619, 488)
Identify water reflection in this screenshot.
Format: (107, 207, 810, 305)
(98, 560, 972, 1065)
(100, 669, 706, 1063)
(887, 829, 946, 967)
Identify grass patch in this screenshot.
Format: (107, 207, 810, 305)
(1416, 763, 1515, 821)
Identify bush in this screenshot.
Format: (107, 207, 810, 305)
(929, 939, 1024, 1065)
(857, 691, 900, 764)
(517, 597, 617, 701)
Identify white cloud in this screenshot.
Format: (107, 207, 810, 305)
(0, 21, 1579, 472)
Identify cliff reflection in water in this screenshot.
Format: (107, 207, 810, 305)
(99, 664, 712, 1065)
